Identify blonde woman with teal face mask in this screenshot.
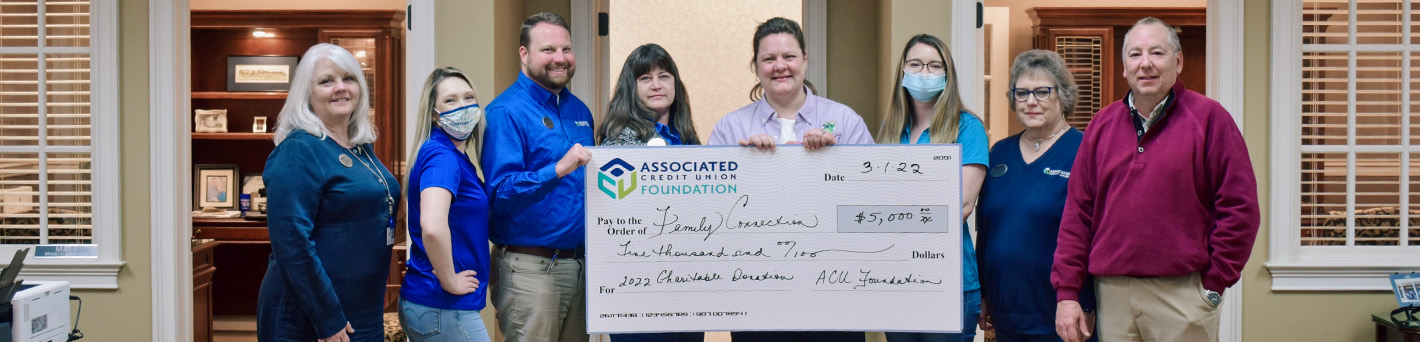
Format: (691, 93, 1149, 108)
(877, 33, 989, 342)
(398, 67, 495, 342)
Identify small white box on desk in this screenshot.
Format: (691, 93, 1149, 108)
(11, 281, 68, 342)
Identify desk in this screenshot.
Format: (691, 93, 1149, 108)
(191, 218, 406, 314)
(1375, 314, 1420, 342)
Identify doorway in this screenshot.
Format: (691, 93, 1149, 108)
(966, 1, 1243, 341)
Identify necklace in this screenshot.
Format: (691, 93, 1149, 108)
(338, 139, 394, 229)
(1025, 125, 1069, 152)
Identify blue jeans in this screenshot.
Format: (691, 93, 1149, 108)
(884, 289, 981, 342)
(399, 299, 493, 342)
(609, 332, 704, 342)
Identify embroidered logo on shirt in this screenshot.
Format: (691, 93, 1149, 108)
(1043, 167, 1071, 179)
(821, 121, 836, 133)
(575, 121, 590, 127)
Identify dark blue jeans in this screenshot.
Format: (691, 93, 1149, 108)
(884, 289, 981, 342)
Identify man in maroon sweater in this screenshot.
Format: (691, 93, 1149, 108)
(1050, 17, 1260, 342)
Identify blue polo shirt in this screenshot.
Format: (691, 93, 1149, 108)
(481, 72, 595, 250)
(900, 112, 987, 292)
(402, 128, 490, 310)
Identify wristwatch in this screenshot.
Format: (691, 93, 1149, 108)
(1204, 289, 1222, 307)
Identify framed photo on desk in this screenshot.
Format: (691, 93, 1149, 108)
(194, 164, 239, 210)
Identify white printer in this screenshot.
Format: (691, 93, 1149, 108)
(9, 281, 69, 342)
(0, 248, 70, 342)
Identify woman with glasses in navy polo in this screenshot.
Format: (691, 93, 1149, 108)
(976, 50, 1097, 342)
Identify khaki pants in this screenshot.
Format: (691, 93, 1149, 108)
(490, 248, 589, 342)
(1096, 273, 1220, 342)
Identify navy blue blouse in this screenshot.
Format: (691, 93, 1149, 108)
(977, 129, 1096, 336)
(258, 131, 400, 342)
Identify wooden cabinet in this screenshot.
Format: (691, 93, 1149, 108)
(192, 239, 218, 342)
(1028, 7, 1207, 130)
(188, 10, 407, 340)
(189, 10, 406, 175)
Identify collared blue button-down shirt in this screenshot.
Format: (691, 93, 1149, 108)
(653, 121, 683, 146)
(481, 72, 595, 250)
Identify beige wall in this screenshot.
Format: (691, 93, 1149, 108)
(607, 0, 801, 140)
(876, 0, 953, 135)
(982, 0, 1206, 67)
(434, 0, 498, 104)
(190, 0, 404, 10)
(826, 0, 880, 133)
(67, 0, 155, 340)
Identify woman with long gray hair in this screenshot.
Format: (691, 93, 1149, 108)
(260, 43, 398, 342)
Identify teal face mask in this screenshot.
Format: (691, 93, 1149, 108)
(902, 70, 947, 102)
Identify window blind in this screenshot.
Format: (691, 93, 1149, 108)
(0, 0, 91, 244)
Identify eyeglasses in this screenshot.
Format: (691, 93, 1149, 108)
(905, 60, 947, 75)
(1010, 87, 1056, 102)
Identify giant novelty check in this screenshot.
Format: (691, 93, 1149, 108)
(585, 145, 963, 334)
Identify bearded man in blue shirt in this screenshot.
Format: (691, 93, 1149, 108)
(481, 11, 594, 342)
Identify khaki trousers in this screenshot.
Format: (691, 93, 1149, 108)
(490, 248, 589, 342)
(1096, 273, 1220, 342)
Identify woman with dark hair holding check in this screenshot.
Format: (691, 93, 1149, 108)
(706, 16, 872, 342)
(597, 44, 704, 342)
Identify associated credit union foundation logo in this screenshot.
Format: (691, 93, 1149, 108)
(598, 158, 637, 199)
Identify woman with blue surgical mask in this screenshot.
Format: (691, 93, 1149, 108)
(398, 67, 494, 342)
(877, 34, 989, 342)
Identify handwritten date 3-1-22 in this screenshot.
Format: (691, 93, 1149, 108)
(862, 161, 923, 174)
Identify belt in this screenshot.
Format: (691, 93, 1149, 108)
(500, 244, 584, 259)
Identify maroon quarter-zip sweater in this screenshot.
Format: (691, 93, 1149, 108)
(1051, 81, 1260, 302)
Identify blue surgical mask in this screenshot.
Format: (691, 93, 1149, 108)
(902, 70, 947, 102)
(437, 104, 481, 141)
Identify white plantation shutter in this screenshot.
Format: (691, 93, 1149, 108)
(1298, 0, 1420, 247)
(0, 1, 94, 245)
(1054, 36, 1103, 130)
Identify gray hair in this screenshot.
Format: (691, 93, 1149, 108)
(1008, 49, 1079, 118)
(273, 43, 376, 146)
(1122, 17, 1182, 60)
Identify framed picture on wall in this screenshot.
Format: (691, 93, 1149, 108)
(227, 55, 299, 91)
(194, 164, 240, 210)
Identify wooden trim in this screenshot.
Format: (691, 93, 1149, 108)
(1027, 7, 1207, 28)
(191, 133, 274, 141)
(190, 10, 405, 29)
(152, 0, 194, 340)
(190, 91, 286, 100)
